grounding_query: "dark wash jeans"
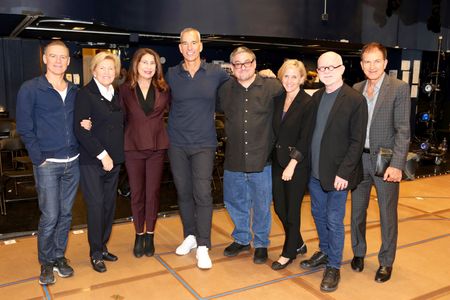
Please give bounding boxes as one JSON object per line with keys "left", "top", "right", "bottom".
{"left": 308, "top": 176, "right": 348, "bottom": 269}
{"left": 33, "top": 159, "right": 80, "bottom": 265}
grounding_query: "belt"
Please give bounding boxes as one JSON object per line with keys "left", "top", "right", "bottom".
{"left": 362, "top": 148, "right": 370, "bottom": 154}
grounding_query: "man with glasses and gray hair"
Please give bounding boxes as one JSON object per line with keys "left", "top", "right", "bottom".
{"left": 218, "top": 47, "right": 283, "bottom": 264}
{"left": 299, "top": 51, "right": 367, "bottom": 292}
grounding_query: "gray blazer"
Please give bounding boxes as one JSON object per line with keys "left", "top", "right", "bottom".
{"left": 353, "top": 74, "right": 411, "bottom": 170}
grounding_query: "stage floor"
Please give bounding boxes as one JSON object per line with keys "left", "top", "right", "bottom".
{"left": 0, "top": 175, "right": 449, "bottom": 299}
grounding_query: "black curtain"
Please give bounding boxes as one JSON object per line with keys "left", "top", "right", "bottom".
{"left": 0, "top": 38, "right": 41, "bottom": 118}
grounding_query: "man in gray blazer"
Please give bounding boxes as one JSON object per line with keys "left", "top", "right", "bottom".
{"left": 350, "top": 42, "right": 410, "bottom": 283}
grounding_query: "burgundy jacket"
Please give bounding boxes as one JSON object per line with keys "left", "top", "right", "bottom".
{"left": 119, "top": 82, "right": 170, "bottom": 152}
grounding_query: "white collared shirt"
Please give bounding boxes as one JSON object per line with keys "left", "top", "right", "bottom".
{"left": 93, "top": 78, "right": 114, "bottom": 101}
{"left": 92, "top": 78, "right": 114, "bottom": 160}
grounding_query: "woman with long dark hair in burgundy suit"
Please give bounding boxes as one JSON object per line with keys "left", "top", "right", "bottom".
{"left": 119, "top": 48, "right": 170, "bottom": 257}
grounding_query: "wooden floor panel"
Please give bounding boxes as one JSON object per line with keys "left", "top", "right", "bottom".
{"left": 0, "top": 174, "right": 449, "bottom": 299}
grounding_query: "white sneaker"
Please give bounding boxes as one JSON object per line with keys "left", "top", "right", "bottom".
{"left": 196, "top": 246, "right": 212, "bottom": 269}
{"left": 175, "top": 235, "right": 197, "bottom": 255}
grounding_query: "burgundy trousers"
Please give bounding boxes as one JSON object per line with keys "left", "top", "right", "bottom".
{"left": 125, "top": 149, "right": 166, "bottom": 233}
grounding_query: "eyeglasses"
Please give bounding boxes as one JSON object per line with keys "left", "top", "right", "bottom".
{"left": 316, "top": 64, "right": 342, "bottom": 72}
{"left": 232, "top": 59, "right": 255, "bottom": 69}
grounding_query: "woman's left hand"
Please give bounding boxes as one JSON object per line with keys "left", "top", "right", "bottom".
{"left": 281, "top": 159, "right": 298, "bottom": 181}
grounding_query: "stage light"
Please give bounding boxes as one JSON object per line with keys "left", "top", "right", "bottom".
{"left": 420, "top": 142, "right": 430, "bottom": 151}
{"left": 419, "top": 112, "right": 430, "bottom": 122}
{"left": 423, "top": 82, "right": 434, "bottom": 94}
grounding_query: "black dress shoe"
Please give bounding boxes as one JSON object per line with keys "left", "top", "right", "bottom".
{"left": 296, "top": 243, "right": 307, "bottom": 256}
{"left": 102, "top": 252, "right": 118, "bottom": 262}
{"left": 144, "top": 233, "right": 155, "bottom": 257}
{"left": 320, "top": 267, "right": 340, "bottom": 292}
{"left": 375, "top": 266, "right": 392, "bottom": 283}
{"left": 300, "top": 251, "right": 328, "bottom": 269}
{"left": 271, "top": 258, "right": 293, "bottom": 270}
{"left": 134, "top": 234, "right": 145, "bottom": 258}
{"left": 91, "top": 259, "right": 106, "bottom": 273}
{"left": 223, "top": 242, "right": 250, "bottom": 257}
{"left": 351, "top": 256, "right": 364, "bottom": 272}
{"left": 253, "top": 248, "right": 268, "bottom": 264}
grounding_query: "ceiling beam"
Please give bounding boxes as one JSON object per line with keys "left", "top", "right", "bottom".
{"left": 10, "top": 15, "right": 41, "bottom": 37}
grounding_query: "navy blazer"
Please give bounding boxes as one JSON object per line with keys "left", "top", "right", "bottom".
{"left": 74, "top": 80, "right": 124, "bottom": 166}
{"left": 311, "top": 83, "right": 368, "bottom": 191}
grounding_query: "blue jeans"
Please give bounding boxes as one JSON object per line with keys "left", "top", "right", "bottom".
{"left": 223, "top": 165, "right": 272, "bottom": 248}
{"left": 309, "top": 176, "right": 347, "bottom": 269}
{"left": 33, "top": 159, "right": 80, "bottom": 265}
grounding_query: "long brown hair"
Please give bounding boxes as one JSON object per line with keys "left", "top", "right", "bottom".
{"left": 127, "top": 48, "right": 169, "bottom": 92}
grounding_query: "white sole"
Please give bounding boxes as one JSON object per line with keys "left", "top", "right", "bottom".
{"left": 53, "top": 267, "right": 73, "bottom": 278}
{"left": 175, "top": 245, "right": 197, "bottom": 256}
{"left": 39, "top": 278, "right": 56, "bottom": 285}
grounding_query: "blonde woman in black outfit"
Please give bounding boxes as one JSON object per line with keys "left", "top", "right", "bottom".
{"left": 74, "top": 52, "right": 124, "bottom": 273}
{"left": 271, "top": 59, "right": 313, "bottom": 270}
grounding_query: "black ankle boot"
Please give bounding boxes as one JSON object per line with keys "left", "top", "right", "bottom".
{"left": 133, "top": 234, "right": 145, "bottom": 258}
{"left": 144, "top": 233, "right": 155, "bottom": 257}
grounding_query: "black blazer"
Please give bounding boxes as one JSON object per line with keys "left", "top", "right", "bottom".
{"left": 273, "top": 89, "right": 313, "bottom": 169}
{"left": 311, "top": 83, "right": 368, "bottom": 191}
{"left": 74, "top": 80, "right": 125, "bottom": 166}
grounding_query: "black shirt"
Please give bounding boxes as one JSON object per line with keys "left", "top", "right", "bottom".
{"left": 136, "top": 84, "right": 155, "bottom": 115}
{"left": 218, "top": 75, "right": 283, "bottom": 172}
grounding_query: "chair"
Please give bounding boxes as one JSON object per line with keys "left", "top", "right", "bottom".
{"left": 0, "top": 119, "right": 15, "bottom": 139}
{"left": 0, "top": 137, "right": 36, "bottom": 215}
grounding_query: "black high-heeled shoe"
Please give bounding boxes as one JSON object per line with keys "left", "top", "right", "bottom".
{"left": 296, "top": 243, "right": 307, "bottom": 255}
{"left": 271, "top": 258, "right": 293, "bottom": 270}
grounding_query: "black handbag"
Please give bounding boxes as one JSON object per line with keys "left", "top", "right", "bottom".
{"left": 375, "top": 147, "right": 393, "bottom": 177}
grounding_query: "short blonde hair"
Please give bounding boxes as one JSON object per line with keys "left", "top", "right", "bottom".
{"left": 277, "top": 59, "right": 307, "bottom": 85}
{"left": 90, "top": 51, "right": 121, "bottom": 78}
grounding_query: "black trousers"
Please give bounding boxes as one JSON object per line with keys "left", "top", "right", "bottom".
{"left": 272, "top": 160, "right": 308, "bottom": 259}
{"left": 80, "top": 164, "right": 121, "bottom": 260}
{"left": 168, "top": 146, "right": 215, "bottom": 248}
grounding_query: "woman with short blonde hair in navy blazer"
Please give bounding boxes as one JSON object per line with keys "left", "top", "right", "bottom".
{"left": 74, "top": 51, "right": 124, "bottom": 273}
{"left": 118, "top": 48, "right": 170, "bottom": 258}
{"left": 271, "top": 59, "right": 314, "bottom": 270}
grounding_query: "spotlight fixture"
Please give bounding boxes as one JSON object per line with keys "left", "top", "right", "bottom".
{"left": 420, "top": 142, "right": 430, "bottom": 151}
{"left": 419, "top": 112, "right": 430, "bottom": 122}
{"left": 422, "top": 82, "right": 436, "bottom": 95}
